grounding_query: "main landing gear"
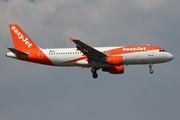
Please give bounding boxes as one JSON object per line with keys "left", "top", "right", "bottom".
{"left": 91, "top": 67, "right": 99, "bottom": 79}
{"left": 149, "top": 64, "right": 154, "bottom": 74}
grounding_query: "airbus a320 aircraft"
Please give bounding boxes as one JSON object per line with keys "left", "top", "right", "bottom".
{"left": 6, "top": 24, "right": 173, "bottom": 79}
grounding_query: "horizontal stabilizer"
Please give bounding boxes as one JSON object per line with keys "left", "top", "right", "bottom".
{"left": 8, "top": 48, "right": 29, "bottom": 57}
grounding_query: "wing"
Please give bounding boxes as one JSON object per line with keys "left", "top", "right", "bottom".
{"left": 69, "top": 37, "right": 107, "bottom": 62}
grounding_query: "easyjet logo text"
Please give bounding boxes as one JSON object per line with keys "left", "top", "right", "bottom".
{"left": 11, "top": 26, "right": 32, "bottom": 48}
{"left": 122, "top": 47, "right": 146, "bottom": 51}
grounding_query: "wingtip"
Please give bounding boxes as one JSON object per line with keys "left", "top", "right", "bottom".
{"left": 69, "top": 37, "right": 74, "bottom": 42}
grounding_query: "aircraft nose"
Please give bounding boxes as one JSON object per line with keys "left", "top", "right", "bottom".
{"left": 167, "top": 53, "right": 174, "bottom": 61}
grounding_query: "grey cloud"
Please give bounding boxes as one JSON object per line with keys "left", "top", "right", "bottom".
{"left": 0, "top": 0, "right": 179, "bottom": 120}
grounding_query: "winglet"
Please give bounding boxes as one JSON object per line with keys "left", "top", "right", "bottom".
{"left": 69, "top": 37, "right": 74, "bottom": 42}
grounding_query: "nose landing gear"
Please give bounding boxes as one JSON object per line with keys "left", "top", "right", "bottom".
{"left": 149, "top": 64, "right": 154, "bottom": 74}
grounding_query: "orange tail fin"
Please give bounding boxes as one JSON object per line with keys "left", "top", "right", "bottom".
{"left": 9, "top": 24, "right": 38, "bottom": 50}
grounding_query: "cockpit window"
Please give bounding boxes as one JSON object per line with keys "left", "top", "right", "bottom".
{"left": 159, "top": 49, "right": 166, "bottom": 52}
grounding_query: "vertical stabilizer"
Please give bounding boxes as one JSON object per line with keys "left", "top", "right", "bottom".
{"left": 9, "top": 24, "right": 38, "bottom": 50}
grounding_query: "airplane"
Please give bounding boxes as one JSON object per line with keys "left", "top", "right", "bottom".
{"left": 6, "top": 24, "right": 173, "bottom": 79}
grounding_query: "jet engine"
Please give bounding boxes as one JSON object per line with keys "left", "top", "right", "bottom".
{"left": 102, "top": 66, "right": 124, "bottom": 74}
{"left": 106, "top": 56, "right": 123, "bottom": 66}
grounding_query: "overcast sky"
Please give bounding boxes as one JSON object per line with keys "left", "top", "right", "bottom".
{"left": 0, "top": 0, "right": 180, "bottom": 120}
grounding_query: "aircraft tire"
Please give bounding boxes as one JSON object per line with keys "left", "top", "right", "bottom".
{"left": 91, "top": 67, "right": 97, "bottom": 73}
{"left": 150, "top": 69, "right": 154, "bottom": 74}
{"left": 92, "top": 73, "right": 98, "bottom": 79}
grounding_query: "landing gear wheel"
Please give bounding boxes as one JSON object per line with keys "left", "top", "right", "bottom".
{"left": 91, "top": 67, "right": 97, "bottom": 73}
{"left": 149, "top": 64, "right": 154, "bottom": 74}
{"left": 150, "top": 69, "right": 154, "bottom": 74}
{"left": 91, "top": 67, "right": 99, "bottom": 79}
{"left": 92, "top": 73, "right": 98, "bottom": 79}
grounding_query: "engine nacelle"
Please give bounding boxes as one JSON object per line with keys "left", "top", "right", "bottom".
{"left": 107, "top": 56, "right": 123, "bottom": 66}
{"left": 102, "top": 66, "right": 124, "bottom": 74}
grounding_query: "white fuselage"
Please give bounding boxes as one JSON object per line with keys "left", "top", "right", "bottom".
{"left": 39, "top": 46, "right": 173, "bottom": 67}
